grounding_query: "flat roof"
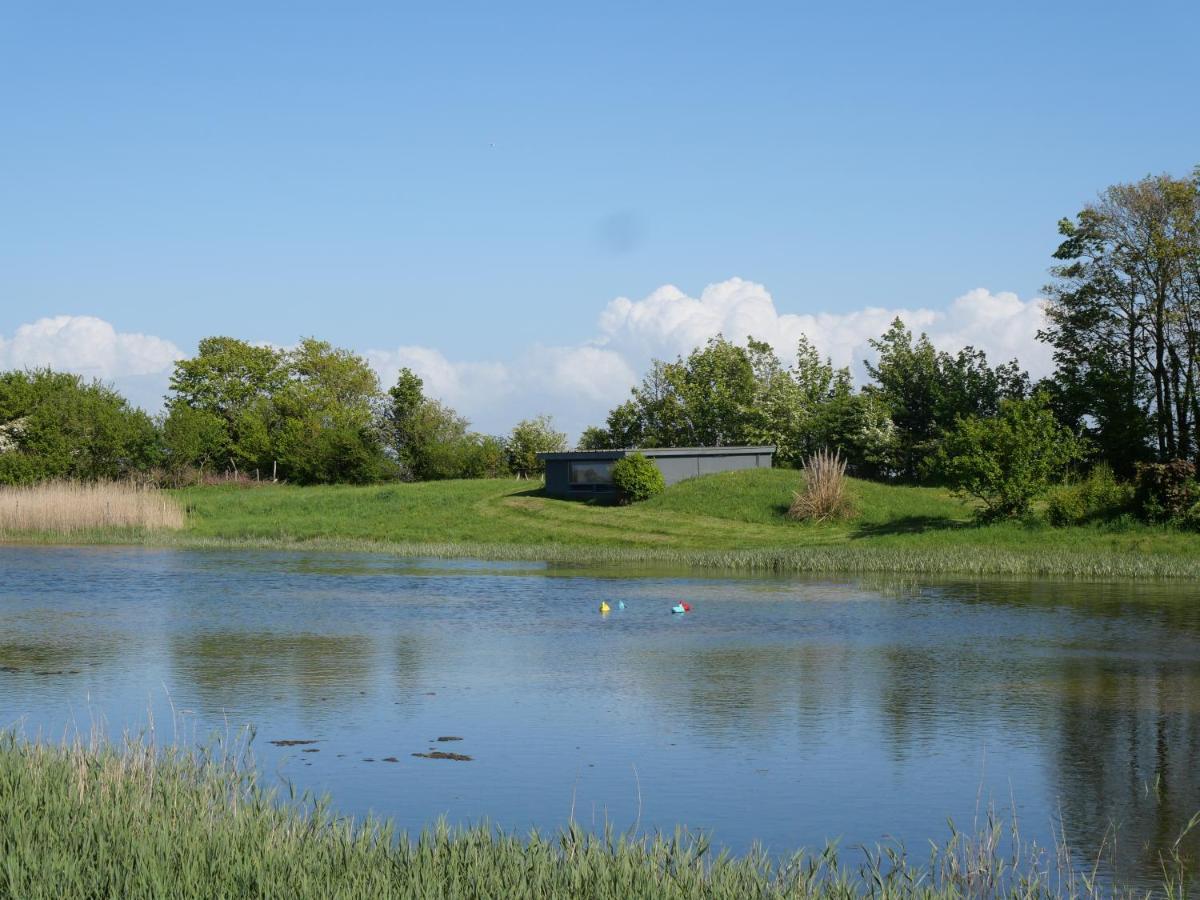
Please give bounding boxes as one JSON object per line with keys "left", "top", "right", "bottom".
{"left": 537, "top": 445, "right": 775, "bottom": 461}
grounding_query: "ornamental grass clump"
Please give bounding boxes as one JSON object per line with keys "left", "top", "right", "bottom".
{"left": 789, "top": 449, "right": 854, "bottom": 522}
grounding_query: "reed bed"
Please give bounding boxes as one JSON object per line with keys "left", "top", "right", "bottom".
{"left": 0, "top": 731, "right": 1191, "bottom": 899}
{"left": 0, "top": 481, "right": 185, "bottom": 535}
{"left": 121, "top": 535, "right": 1200, "bottom": 580}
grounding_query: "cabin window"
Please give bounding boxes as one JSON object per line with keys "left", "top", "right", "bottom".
{"left": 569, "top": 461, "right": 614, "bottom": 485}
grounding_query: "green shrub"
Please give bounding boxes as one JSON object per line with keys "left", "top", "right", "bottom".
{"left": 612, "top": 453, "right": 665, "bottom": 503}
{"left": 1044, "top": 485, "right": 1085, "bottom": 527}
{"left": 1044, "top": 463, "right": 1132, "bottom": 526}
{"left": 934, "top": 393, "right": 1086, "bottom": 520}
{"left": 1134, "top": 459, "right": 1196, "bottom": 523}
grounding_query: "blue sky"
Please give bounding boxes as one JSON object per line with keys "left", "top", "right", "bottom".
{"left": 2, "top": 1, "right": 1198, "bottom": 435}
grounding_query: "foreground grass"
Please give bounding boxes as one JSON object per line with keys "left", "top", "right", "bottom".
{"left": 0, "top": 733, "right": 1188, "bottom": 899}
{"left": 4, "top": 470, "right": 1200, "bottom": 577}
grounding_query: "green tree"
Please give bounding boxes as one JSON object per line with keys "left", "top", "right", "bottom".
{"left": 866, "top": 318, "right": 1027, "bottom": 481}
{"left": 385, "top": 368, "right": 426, "bottom": 474}
{"left": 1041, "top": 170, "right": 1200, "bottom": 472}
{"left": 270, "top": 339, "right": 391, "bottom": 484}
{"left": 166, "top": 337, "right": 285, "bottom": 472}
{"left": 0, "top": 369, "right": 160, "bottom": 484}
{"left": 507, "top": 415, "right": 566, "bottom": 478}
{"left": 576, "top": 426, "right": 611, "bottom": 451}
{"left": 935, "top": 393, "right": 1086, "bottom": 519}
{"left": 161, "top": 404, "right": 229, "bottom": 475}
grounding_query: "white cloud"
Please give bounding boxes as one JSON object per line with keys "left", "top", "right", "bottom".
{"left": 371, "top": 278, "right": 1052, "bottom": 438}
{"left": 2, "top": 282, "right": 1052, "bottom": 439}
{"left": 0, "top": 315, "right": 182, "bottom": 379}
{"left": 595, "top": 277, "right": 1045, "bottom": 377}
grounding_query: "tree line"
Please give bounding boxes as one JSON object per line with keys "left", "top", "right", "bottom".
{"left": 1, "top": 168, "right": 1198, "bottom": 517}
{"left": 0, "top": 338, "right": 568, "bottom": 486}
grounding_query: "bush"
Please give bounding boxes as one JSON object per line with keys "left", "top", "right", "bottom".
{"left": 1044, "top": 463, "right": 1132, "bottom": 526}
{"left": 1044, "top": 485, "right": 1084, "bottom": 527}
{"left": 1134, "top": 459, "right": 1196, "bottom": 523}
{"left": 934, "top": 394, "right": 1086, "bottom": 520}
{"left": 789, "top": 448, "right": 854, "bottom": 522}
{"left": 611, "top": 453, "right": 665, "bottom": 503}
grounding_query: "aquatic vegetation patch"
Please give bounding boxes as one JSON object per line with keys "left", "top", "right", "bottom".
{"left": 0, "top": 731, "right": 1194, "bottom": 898}
{"left": 0, "top": 480, "right": 184, "bottom": 535}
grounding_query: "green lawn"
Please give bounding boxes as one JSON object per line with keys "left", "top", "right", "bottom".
{"left": 165, "top": 469, "right": 1200, "bottom": 578}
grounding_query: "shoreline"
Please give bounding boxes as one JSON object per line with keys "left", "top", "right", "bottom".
{"left": 4, "top": 530, "right": 1200, "bottom": 580}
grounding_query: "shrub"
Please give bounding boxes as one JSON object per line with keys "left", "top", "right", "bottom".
{"left": 934, "top": 394, "right": 1086, "bottom": 520}
{"left": 1134, "top": 459, "right": 1196, "bottom": 523}
{"left": 1044, "top": 463, "right": 1132, "bottom": 526}
{"left": 1044, "top": 485, "right": 1085, "bottom": 527}
{"left": 789, "top": 449, "right": 854, "bottom": 522}
{"left": 611, "top": 453, "right": 665, "bottom": 503}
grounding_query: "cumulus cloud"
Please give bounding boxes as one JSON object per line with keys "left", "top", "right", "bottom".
{"left": 596, "top": 277, "right": 1046, "bottom": 377}
{"left": 371, "top": 278, "right": 1052, "bottom": 438}
{"left": 366, "top": 343, "right": 637, "bottom": 438}
{"left": 0, "top": 315, "right": 182, "bottom": 379}
{"left": 3, "top": 281, "right": 1052, "bottom": 438}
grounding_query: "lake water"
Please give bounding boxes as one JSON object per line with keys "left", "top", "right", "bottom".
{"left": 1, "top": 546, "right": 1198, "bottom": 889}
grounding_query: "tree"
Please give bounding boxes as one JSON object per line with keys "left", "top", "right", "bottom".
{"left": 865, "top": 318, "right": 1028, "bottom": 481}
{"left": 507, "top": 415, "right": 566, "bottom": 478}
{"left": 270, "top": 339, "right": 391, "bottom": 484}
{"left": 576, "top": 426, "right": 611, "bottom": 451}
{"left": 935, "top": 394, "right": 1086, "bottom": 519}
{"left": 166, "top": 336, "right": 391, "bottom": 483}
{"left": 0, "top": 369, "right": 160, "bottom": 484}
{"left": 165, "top": 337, "right": 285, "bottom": 473}
{"left": 588, "top": 336, "right": 761, "bottom": 450}
{"left": 161, "top": 404, "right": 228, "bottom": 475}
{"left": 865, "top": 319, "right": 944, "bottom": 480}
{"left": 1041, "top": 170, "right": 1200, "bottom": 470}
{"left": 385, "top": 368, "right": 426, "bottom": 474}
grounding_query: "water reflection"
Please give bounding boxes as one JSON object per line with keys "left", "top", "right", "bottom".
{"left": 170, "top": 632, "right": 376, "bottom": 711}
{"left": 0, "top": 547, "right": 1197, "bottom": 891}
{"left": 1049, "top": 657, "right": 1200, "bottom": 881}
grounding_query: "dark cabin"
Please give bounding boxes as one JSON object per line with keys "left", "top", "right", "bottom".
{"left": 537, "top": 446, "right": 775, "bottom": 499}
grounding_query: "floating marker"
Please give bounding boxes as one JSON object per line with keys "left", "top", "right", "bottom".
{"left": 599, "top": 601, "right": 611, "bottom": 613}
{"left": 617, "top": 601, "right": 625, "bottom": 610}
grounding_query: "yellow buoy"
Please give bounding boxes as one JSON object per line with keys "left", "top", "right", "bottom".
{"left": 599, "top": 601, "right": 611, "bottom": 613}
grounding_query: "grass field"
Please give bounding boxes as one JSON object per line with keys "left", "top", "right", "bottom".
{"left": 0, "top": 732, "right": 1186, "bottom": 899}
{"left": 165, "top": 469, "right": 1200, "bottom": 577}
{"left": 3, "top": 469, "right": 1199, "bottom": 577}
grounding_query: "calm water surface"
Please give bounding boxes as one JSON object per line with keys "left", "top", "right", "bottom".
{"left": 1, "top": 546, "right": 1198, "bottom": 888}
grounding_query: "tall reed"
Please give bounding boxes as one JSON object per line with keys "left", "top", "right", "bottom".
{"left": 789, "top": 449, "right": 854, "bottom": 522}
{"left": 0, "top": 730, "right": 1191, "bottom": 899}
{"left": 0, "top": 481, "right": 185, "bottom": 535}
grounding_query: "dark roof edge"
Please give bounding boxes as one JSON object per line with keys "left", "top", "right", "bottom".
{"left": 537, "top": 445, "right": 776, "bottom": 461}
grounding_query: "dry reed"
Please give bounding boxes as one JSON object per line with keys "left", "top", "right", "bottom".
{"left": 789, "top": 448, "right": 854, "bottom": 522}
{"left": 0, "top": 481, "right": 185, "bottom": 535}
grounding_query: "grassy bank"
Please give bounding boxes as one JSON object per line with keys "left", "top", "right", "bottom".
{"left": 3, "top": 470, "right": 1200, "bottom": 577}
{"left": 0, "top": 733, "right": 1187, "bottom": 899}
